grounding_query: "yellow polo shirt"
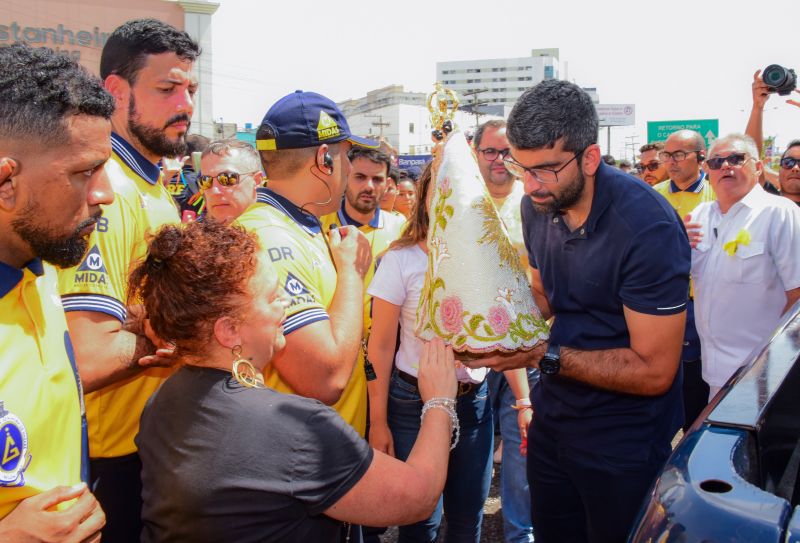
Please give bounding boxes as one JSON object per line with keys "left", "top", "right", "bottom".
{"left": 0, "top": 260, "right": 83, "bottom": 518}
{"left": 321, "top": 206, "right": 406, "bottom": 345}
{"left": 237, "top": 189, "right": 368, "bottom": 436}
{"left": 652, "top": 174, "right": 716, "bottom": 221}
{"left": 59, "top": 133, "right": 179, "bottom": 459}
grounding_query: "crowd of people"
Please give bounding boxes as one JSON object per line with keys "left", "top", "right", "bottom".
{"left": 1, "top": 15, "right": 799, "bottom": 543}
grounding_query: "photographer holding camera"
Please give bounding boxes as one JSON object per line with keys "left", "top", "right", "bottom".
{"left": 745, "top": 66, "right": 800, "bottom": 198}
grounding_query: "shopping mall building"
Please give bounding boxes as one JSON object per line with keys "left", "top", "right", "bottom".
{"left": 1, "top": 0, "right": 218, "bottom": 137}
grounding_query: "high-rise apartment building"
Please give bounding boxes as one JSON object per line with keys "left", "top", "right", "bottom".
{"left": 437, "top": 48, "right": 561, "bottom": 108}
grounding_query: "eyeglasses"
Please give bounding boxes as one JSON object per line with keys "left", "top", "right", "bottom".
{"left": 477, "top": 147, "right": 510, "bottom": 162}
{"left": 705, "top": 153, "right": 750, "bottom": 170}
{"left": 658, "top": 150, "right": 702, "bottom": 163}
{"left": 502, "top": 149, "right": 586, "bottom": 184}
{"left": 640, "top": 161, "right": 661, "bottom": 172}
{"left": 780, "top": 157, "right": 800, "bottom": 170}
{"left": 198, "top": 171, "right": 258, "bottom": 190}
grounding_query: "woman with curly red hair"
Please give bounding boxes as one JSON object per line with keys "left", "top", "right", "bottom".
{"left": 131, "top": 220, "right": 459, "bottom": 542}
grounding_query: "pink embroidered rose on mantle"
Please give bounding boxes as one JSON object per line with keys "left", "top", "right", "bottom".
{"left": 440, "top": 296, "right": 464, "bottom": 334}
{"left": 487, "top": 305, "right": 511, "bottom": 335}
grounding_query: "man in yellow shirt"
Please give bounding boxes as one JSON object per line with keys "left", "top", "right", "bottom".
{"left": 237, "top": 91, "right": 374, "bottom": 436}
{"left": 652, "top": 129, "right": 715, "bottom": 430}
{"left": 58, "top": 19, "right": 200, "bottom": 542}
{"left": 0, "top": 43, "right": 111, "bottom": 541}
{"left": 638, "top": 142, "right": 669, "bottom": 187}
{"left": 321, "top": 147, "right": 406, "bottom": 390}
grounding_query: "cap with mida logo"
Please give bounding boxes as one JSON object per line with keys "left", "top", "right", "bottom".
{"left": 256, "top": 90, "right": 379, "bottom": 151}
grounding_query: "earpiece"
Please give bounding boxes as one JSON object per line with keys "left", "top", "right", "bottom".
{"left": 323, "top": 152, "right": 333, "bottom": 172}
{"left": 697, "top": 151, "right": 705, "bottom": 162}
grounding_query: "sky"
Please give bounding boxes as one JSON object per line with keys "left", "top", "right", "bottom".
{"left": 209, "top": 0, "right": 799, "bottom": 160}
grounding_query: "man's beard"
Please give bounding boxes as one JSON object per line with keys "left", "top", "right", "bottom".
{"left": 346, "top": 188, "right": 378, "bottom": 215}
{"left": 529, "top": 169, "right": 586, "bottom": 214}
{"left": 11, "top": 198, "right": 101, "bottom": 268}
{"left": 128, "top": 93, "right": 190, "bottom": 158}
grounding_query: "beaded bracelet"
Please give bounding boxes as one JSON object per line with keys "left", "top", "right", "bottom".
{"left": 421, "top": 397, "right": 459, "bottom": 450}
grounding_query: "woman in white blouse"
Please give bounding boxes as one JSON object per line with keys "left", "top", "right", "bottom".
{"left": 367, "top": 163, "right": 493, "bottom": 542}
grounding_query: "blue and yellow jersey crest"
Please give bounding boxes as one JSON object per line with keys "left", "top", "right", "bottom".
{"left": 0, "top": 262, "right": 83, "bottom": 518}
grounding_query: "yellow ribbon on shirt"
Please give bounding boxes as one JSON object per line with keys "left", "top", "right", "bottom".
{"left": 723, "top": 229, "right": 751, "bottom": 256}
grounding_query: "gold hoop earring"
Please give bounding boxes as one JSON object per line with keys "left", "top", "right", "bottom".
{"left": 231, "top": 345, "right": 264, "bottom": 389}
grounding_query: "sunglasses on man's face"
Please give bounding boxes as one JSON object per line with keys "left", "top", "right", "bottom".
{"left": 640, "top": 161, "right": 661, "bottom": 172}
{"left": 780, "top": 157, "right": 800, "bottom": 170}
{"left": 705, "top": 153, "right": 749, "bottom": 170}
{"left": 198, "top": 171, "right": 258, "bottom": 190}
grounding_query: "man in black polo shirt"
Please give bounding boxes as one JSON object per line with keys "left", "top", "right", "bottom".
{"left": 471, "top": 80, "right": 690, "bottom": 543}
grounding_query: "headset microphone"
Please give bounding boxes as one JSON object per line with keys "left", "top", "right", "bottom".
{"left": 299, "top": 164, "right": 334, "bottom": 214}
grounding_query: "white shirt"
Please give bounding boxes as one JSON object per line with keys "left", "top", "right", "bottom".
{"left": 367, "top": 244, "right": 487, "bottom": 383}
{"left": 689, "top": 183, "right": 800, "bottom": 387}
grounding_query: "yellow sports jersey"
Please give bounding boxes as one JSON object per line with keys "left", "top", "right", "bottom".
{"left": 653, "top": 174, "right": 716, "bottom": 221}
{"left": 59, "top": 133, "right": 179, "bottom": 459}
{"left": 321, "top": 206, "right": 406, "bottom": 344}
{"left": 0, "top": 260, "right": 83, "bottom": 518}
{"left": 237, "top": 189, "right": 368, "bottom": 436}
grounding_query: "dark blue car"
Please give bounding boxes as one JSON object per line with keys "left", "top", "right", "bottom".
{"left": 630, "top": 306, "right": 800, "bottom": 542}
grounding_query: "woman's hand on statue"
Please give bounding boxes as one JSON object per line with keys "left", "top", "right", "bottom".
{"left": 418, "top": 338, "right": 457, "bottom": 402}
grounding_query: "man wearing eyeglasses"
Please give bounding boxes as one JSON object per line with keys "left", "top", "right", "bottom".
{"left": 777, "top": 140, "right": 800, "bottom": 207}
{"left": 686, "top": 133, "right": 800, "bottom": 401}
{"left": 199, "top": 138, "right": 263, "bottom": 225}
{"left": 474, "top": 119, "right": 537, "bottom": 543}
{"left": 654, "top": 130, "right": 714, "bottom": 216}
{"left": 637, "top": 142, "right": 668, "bottom": 186}
{"left": 651, "top": 130, "right": 715, "bottom": 432}
{"left": 468, "top": 80, "right": 690, "bottom": 543}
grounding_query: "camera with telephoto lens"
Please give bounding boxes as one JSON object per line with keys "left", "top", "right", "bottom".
{"left": 763, "top": 64, "right": 797, "bottom": 96}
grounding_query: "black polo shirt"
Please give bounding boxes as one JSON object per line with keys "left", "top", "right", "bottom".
{"left": 522, "top": 162, "right": 690, "bottom": 459}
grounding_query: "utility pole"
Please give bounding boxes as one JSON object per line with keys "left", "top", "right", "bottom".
{"left": 365, "top": 114, "right": 390, "bottom": 139}
{"left": 624, "top": 135, "right": 639, "bottom": 162}
{"left": 462, "top": 88, "right": 490, "bottom": 129}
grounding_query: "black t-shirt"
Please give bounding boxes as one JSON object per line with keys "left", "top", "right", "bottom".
{"left": 136, "top": 365, "right": 373, "bottom": 543}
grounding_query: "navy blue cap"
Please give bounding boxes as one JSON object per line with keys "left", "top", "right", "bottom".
{"left": 256, "top": 90, "right": 378, "bottom": 151}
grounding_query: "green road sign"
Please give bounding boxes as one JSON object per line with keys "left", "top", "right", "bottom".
{"left": 647, "top": 119, "right": 719, "bottom": 148}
